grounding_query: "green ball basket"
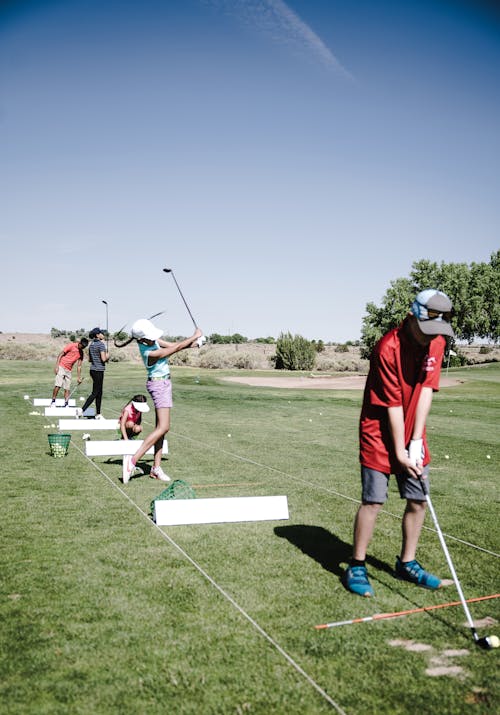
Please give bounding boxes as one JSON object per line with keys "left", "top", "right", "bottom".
{"left": 150, "top": 479, "right": 195, "bottom": 514}
{"left": 48, "top": 433, "right": 71, "bottom": 458}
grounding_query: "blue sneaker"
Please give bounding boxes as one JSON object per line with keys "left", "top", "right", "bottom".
{"left": 395, "top": 557, "right": 441, "bottom": 590}
{"left": 345, "top": 565, "right": 374, "bottom": 597}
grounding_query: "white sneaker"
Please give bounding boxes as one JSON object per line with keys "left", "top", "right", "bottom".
{"left": 76, "top": 407, "right": 83, "bottom": 418}
{"left": 150, "top": 466, "right": 171, "bottom": 482}
{"left": 122, "top": 455, "right": 135, "bottom": 484}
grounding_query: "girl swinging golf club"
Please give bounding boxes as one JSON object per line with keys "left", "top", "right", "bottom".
{"left": 121, "top": 317, "right": 203, "bottom": 484}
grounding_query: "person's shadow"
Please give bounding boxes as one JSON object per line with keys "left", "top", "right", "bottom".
{"left": 274, "top": 524, "right": 393, "bottom": 591}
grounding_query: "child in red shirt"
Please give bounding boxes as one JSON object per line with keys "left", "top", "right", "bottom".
{"left": 119, "top": 394, "right": 150, "bottom": 439}
{"left": 346, "top": 290, "right": 454, "bottom": 598}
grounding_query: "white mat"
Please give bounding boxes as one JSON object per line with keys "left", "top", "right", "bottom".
{"left": 59, "top": 419, "right": 119, "bottom": 431}
{"left": 85, "top": 439, "right": 168, "bottom": 456}
{"left": 153, "top": 495, "right": 289, "bottom": 526}
{"left": 34, "top": 398, "right": 76, "bottom": 406}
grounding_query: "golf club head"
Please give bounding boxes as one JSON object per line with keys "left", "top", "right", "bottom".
{"left": 163, "top": 268, "right": 172, "bottom": 273}
{"left": 476, "top": 635, "right": 498, "bottom": 650}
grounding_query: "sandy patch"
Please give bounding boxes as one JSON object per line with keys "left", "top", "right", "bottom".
{"left": 222, "top": 375, "right": 463, "bottom": 390}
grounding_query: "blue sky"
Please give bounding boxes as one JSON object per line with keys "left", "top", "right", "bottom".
{"left": 1, "top": 0, "right": 499, "bottom": 341}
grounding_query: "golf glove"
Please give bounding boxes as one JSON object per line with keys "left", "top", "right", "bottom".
{"left": 408, "top": 438, "right": 424, "bottom": 466}
{"left": 196, "top": 335, "right": 207, "bottom": 348}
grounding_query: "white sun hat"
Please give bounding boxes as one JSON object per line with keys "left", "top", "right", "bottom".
{"left": 131, "top": 318, "right": 164, "bottom": 341}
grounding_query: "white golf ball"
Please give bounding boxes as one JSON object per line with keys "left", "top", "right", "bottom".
{"left": 444, "top": 455, "right": 449, "bottom": 460}
{"left": 486, "top": 455, "right": 491, "bottom": 459}
{"left": 488, "top": 635, "right": 500, "bottom": 648}
{"left": 309, "top": 419, "right": 312, "bottom": 422}
{"left": 227, "top": 434, "right": 231, "bottom": 438}
{"left": 24, "top": 395, "right": 30, "bottom": 400}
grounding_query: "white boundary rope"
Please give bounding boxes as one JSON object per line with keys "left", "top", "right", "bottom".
{"left": 71, "top": 441, "right": 348, "bottom": 715}
{"left": 170, "top": 430, "right": 500, "bottom": 559}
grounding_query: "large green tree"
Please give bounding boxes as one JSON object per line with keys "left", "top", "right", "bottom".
{"left": 361, "top": 251, "right": 500, "bottom": 357}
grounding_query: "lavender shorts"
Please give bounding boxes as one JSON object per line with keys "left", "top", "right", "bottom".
{"left": 147, "top": 378, "right": 173, "bottom": 409}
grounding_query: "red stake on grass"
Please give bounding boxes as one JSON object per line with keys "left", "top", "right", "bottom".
{"left": 315, "top": 593, "right": 500, "bottom": 630}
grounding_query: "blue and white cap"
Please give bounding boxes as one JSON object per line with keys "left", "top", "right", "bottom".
{"left": 411, "top": 289, "right": 454, "bottom": 337}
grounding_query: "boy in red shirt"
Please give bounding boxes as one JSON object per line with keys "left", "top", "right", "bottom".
{"left": 51, "top": 338, "right": 88, "bottom": 406}
{"left": 346, "top": 290, "right": 454, "bottom": 597}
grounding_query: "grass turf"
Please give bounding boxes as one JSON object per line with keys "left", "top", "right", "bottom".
{"left": 1, "top": 360, "right": 499, "bottom": 714}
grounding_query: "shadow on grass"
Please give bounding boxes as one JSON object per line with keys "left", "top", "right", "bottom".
{"left": 274, "top": 524, "right": 393, "bottom": 591}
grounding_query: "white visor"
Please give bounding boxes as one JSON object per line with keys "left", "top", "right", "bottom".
{"left": 132, "top": 401, "right": 150, "bottom": 413}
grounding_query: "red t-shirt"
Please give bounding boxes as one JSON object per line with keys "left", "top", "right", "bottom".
{"left": 59, "top": 342, "right": 83, "bottom": 371}
{"left": 359, "top": 321, "right": 445, "bottom": 473}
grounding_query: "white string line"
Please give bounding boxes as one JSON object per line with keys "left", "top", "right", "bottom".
{"left": 70, "top": 441, "right": 347, "bottom": 715}
{"left": 105, "top": 405, "right": 499, "bottom": 557}
{"left": 169, "top": 430, "right": 500, "bottom": 559}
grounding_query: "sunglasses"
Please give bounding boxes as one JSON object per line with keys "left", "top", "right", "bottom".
{"left": 422, "top": 307, "right": 453, "bottom": 322}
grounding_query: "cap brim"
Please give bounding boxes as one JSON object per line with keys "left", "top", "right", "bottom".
{"left": 416, "top": 319, "right": 454, "bottom": 338}
{"left": 132, "top": 401, "right": 150, "bottom": 413}
{"left": 145, "top": 327, "right": 164, "bottom": 340}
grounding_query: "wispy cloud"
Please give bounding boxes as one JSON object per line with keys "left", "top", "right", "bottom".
{"left": 206, "top": 0, "right": 353, "bottom": 78}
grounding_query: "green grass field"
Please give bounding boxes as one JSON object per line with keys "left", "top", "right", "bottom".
{"left": 1, "top": 360, "right": 499, "bottom": 714}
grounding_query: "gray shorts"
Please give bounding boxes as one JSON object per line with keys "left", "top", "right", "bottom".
{"left": 360, "top": 465, "right": 430, "bottom": 503}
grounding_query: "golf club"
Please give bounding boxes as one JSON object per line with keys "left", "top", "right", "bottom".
{"left": 114, "top": 310, "right": 166, "bottom": 348}
{"left": 419, "top": 477, "right": 498, "bottom": 650}
{"left": 102, "top": 300, "right": 109, "bottom": 351}
{"left": 69, "top": 376, "right": 85, "bottom": 398}
{"left": 163, "top": 268, "right": 198, "bottom": 329}
{"left": 163, "top": 268, "right": 206, "bottom": 347}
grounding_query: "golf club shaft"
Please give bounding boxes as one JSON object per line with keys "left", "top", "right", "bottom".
{"left": 164, "top": 269, "right": 198, "bottom": 328}
{"left": 113, "top": 310, "right": 165, "bottom": 348}
{"left": 102, "top": 300, "right": 109, "bottom": 351}
{"left": 69, "top": 377, "right": 85, "bottom": 398}
{"left": 421, "top": 480, "right": 478, "bottom": 638}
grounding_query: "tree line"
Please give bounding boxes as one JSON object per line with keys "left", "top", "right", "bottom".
{"left": 360, "top": 250, "right": 499, "bottom": 358}
{"left": 49, "top": 252, "right": 498, "bottom": 370}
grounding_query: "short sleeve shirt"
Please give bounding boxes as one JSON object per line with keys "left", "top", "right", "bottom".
{"left": 359, "top": 321, "right": 445, "bottom": 473}
{"left": 137, "top": 341, "right": 170, "bottom": 379}
{"left": 59, "top": 343, "right": 82, "bottom": 371}
{"left": 89, "top": 339, "right": 106, "bottom": 371}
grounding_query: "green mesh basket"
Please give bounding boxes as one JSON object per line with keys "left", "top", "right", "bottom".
{"left": 48, "top": 433, "right": 71, "bottom": 457}
{"left": 150, "top": 479, "right": 195, "bottom": 514}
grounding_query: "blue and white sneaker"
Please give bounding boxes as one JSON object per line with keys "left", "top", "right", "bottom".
{"left": 345, "top": 565, "right": 374, "bottom": 597}
{"left": 395, "top": 557, "right": 441, "bottom": 590}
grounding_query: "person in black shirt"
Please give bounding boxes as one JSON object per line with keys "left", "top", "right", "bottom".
{"left": 81, "top": 328, "right": 109, "bottom": 418}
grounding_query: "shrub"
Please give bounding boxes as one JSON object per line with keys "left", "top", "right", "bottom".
{"left": 169, "top": 351, "right": 190, "bottom": 366}
{"left": 335, "top": 343, "right": 349, "bottom": 353}
{"left": 274, "top": 332, "right": 316, "bottom": 371}
{"left": 199, "top": 351, "right": 233, "bottom": 369}
{"left": 234, "top": 354, "right": 255, "bottom": 370}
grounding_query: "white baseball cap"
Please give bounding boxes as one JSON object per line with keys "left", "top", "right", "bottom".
{"left": 131, "top": 319, "right": 164, "bottom": 341}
